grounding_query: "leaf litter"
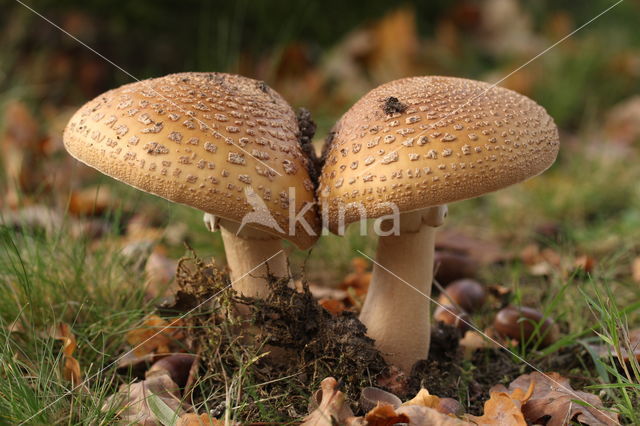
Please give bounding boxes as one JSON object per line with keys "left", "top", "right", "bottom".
{"left": 102, "top": 250, "right": 619, "bottom": 423}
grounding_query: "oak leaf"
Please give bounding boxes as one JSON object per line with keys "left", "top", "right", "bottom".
{"left": 126, "top": 315, "right": 184, "bottom": 357}
{"left": 466, "top": 381, "right": 533, "bottom": 426}
{"left": 402, "top": 388, "right": 440, "bottom": 409}
{"left": 103, "top": 373, "right": 186, "bottom": 425}
{"left": 302, "top": 377, "right": 356, "bottom": 425}
{"left": 396, "top": 405, "right": 472, "bottom": 425}
{"left": 507, "top": 372, "right": 618, "bottom": 426}
{"left": 177, "top": 413, "right": 225, "bottom": 425}
{"left": 52, "top": 323, "right": 82, "bottom": 385}
{"left": 364, "top": 403, "right": 410, "bottom": 426}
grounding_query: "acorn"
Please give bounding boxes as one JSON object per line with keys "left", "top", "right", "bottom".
{"left": 434, "top": 305, "right": 471, "bottom": 332}
{"left": 493, "top": 306, "right": 558, "bottom": 346}
{"left": 438, "top": 279, "right": 486, "bottom": 313}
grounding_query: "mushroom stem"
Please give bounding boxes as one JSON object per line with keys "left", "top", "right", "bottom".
{"left": 359, "top": 205, "right": 447, "bottom": 373}
{"left": 214, "top": 218, "right": 289, "bottom": 298}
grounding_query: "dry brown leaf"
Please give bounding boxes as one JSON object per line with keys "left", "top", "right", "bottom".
{"left": 52, "top": 323, "right": 82, "bottom": 385}
{"left": 2, "top": 100, "right": 44, "bottom": 207}
{"left": 402, "top": 388, "right": 440, "bottom": 409}
{"left": 506, "top": 372, "right": 618, "bottom": 426}
{"left": 574, "top": 255, "right": 596, "bottom": 274}
{"left": 103, "top": 373, "right": 186, "bottom": 425}
{"left": 126, "top": 315, "right": 184, "bottom": 357}
{"left": 396, "top": 405, "right": 472, "bottom": 425}
{"left": 364, "top": 403, "right": 410, "bottom": 426}
{"left": 177, "top": 413, "right": 225, "bottom": 426}
{"left": 466, "top": 382, "right": 533, "bottom": 426}
{"left": 339, "top": 257, "right": 372, "bottom": 300}
{"left": 147, "top": 353, "right": 197, "bottom": 388}
{"left": 68, "top": 186, "right": 118, "bottom": 216}
{"left": 369, "top": 7, "right": 419, "bottom": 81}
{"left": 145, "top": 251, "right": 179, "bottom": 299}
{"left": 319, "top": 298, "right": 347, "bottom": 315}
{"left": 459, "top": 330, "right": 499, "bottom": 359}
{"left": 632, "top": 257, "right": 640, "bottom": 283}
{"left": 303, "top": 377, "right": 356, "bottom": 425}
{"left": 604, "top": 96, "right": 640, "bottom": 145}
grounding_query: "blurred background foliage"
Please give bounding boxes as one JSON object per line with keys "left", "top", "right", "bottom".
{"left": 2, "top": 0, "right": 639, "bottom": 130}
{"left": 1, "top": 0, "right": 640, "bottom": 281}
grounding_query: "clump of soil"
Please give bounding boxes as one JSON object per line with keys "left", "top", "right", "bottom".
{"left": 165, "top": 252, "right": 596, "bottom": 419}
{"left": 171, "top": 253, "right": 388, "bottom": 420}
{"left": 382, "top": 96, "right": 407, "bottom": 114}
{"left": 296, "top": 107, "right": 320, "bottom": 187}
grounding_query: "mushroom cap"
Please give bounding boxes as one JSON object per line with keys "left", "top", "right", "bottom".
{"left": 64, "top": 72, "right": 319, "bottom": 249}
{"left": 318, "top": 76, "right": 559, "bottom": 230}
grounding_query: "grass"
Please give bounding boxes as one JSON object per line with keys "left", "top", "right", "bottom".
{"left": 0, "top": 141, "right": 639, "bottom": 423}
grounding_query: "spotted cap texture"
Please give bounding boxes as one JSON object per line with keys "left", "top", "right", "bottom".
{"left": 64, "top": 72, "right": 319, "bottom": 249}
{"left": 319, "top": 76, "right": 559, "bottom": 230}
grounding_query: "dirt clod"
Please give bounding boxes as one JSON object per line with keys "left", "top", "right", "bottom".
{"left": 296, "top": 107, "right": 320, "bottom": 187}
{"left": 382, "top": 96, "right": 407, "bottom": 114}
{"left": 174, "top": 253, "right": 388, "bottom": 420}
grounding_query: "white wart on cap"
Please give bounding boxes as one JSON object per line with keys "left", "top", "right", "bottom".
{"left": 318, "top": 76, "right": 559, "bottom": 229}
{"left": 64, "top": 72, "right": 319, "bottom": 248}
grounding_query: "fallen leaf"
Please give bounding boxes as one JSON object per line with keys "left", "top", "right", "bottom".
{"left": 369, "top": 7, "right": 419, "bottom": 82}
{"left": 1, "top": 100, "right": 44, "bottom": 207}
{"left": 364, "top": 403, "right": 409, "bottom": 426}
{"left": 632, "top": 257, "right": 640, "bottom": 283}
{"left": 0, "top": 205, "right": 64, "bottom": 234}
{"left": 147, "top": 353, "right": 197, "bottom": 388}
{"left": 506, "top": 372, "right": 618, "bottom": 426}
{"left": 52, "top": 323, "right": 82, "bottom": 385}
{"left": 487, "top": 284, "right": 512, "bottom": 308}
{"left": 574, "top": 255, "right": 596, "bottom": 274}
{"left": 145, "top": 250, "right": 179, "bottom": 299}
{"left": 303, "top": 377, "right": 356, "bottom": 425}
{"left": 604, "top": 95, "right": 640, "bottom": 145}
{"left": 126, "top": 315, "right": 184, "bottom": 357}
{"left": 402, "top": 388, "right": 440, "bottom": 409}
{"left": 68, "top": 186, "right": 118, "bottom": 216}
{"left": 103, "top": 372, "right": 186, "bottom": 425}
{"left": 459, "top": 330, "right": 499, "bottom": 359}
{"left": 396, "top": 404, "right": 472, "bottom": 425}
{"left": 177, "top": 413, "right": 225, "bottom": 426}
{"left": 339, "top": 257, "right": 372, "bottom": 300}
{"left": 466, "top": 381, "right": 533, "bottom": 426}
{"left": 319, "top": 298, "right": 347, "bottom": 315}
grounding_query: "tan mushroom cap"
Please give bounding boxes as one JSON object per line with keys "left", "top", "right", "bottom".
{"left": 318, "top": 76, "right": 559, "bottom": 230}
{"left": 64, "top": 72, "right": 319, "bottom": 249}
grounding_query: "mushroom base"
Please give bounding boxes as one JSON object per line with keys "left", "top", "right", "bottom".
{"left": 359, "top": 206, "right": 446, "bottom": 373}
{"left": 219, "top": 220, "right": 289, "bottom": 299}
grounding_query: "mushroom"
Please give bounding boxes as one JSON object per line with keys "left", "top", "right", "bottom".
{"left": 318, "top": 76, "right": 559, "bottom": 372}
{"left": 64, "top": 72, "right": 320, "bottom": 299}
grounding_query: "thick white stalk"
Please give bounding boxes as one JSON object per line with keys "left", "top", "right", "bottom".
{"left": 359, "top": 206, "right": 446, "bottom": 373}
{"left": 216, "top": 220, "right": 289, "bottom": 298}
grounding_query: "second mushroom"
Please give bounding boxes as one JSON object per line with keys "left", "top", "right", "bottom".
{"left": 318, "top": 76, "right": 559, "bottom": 373}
